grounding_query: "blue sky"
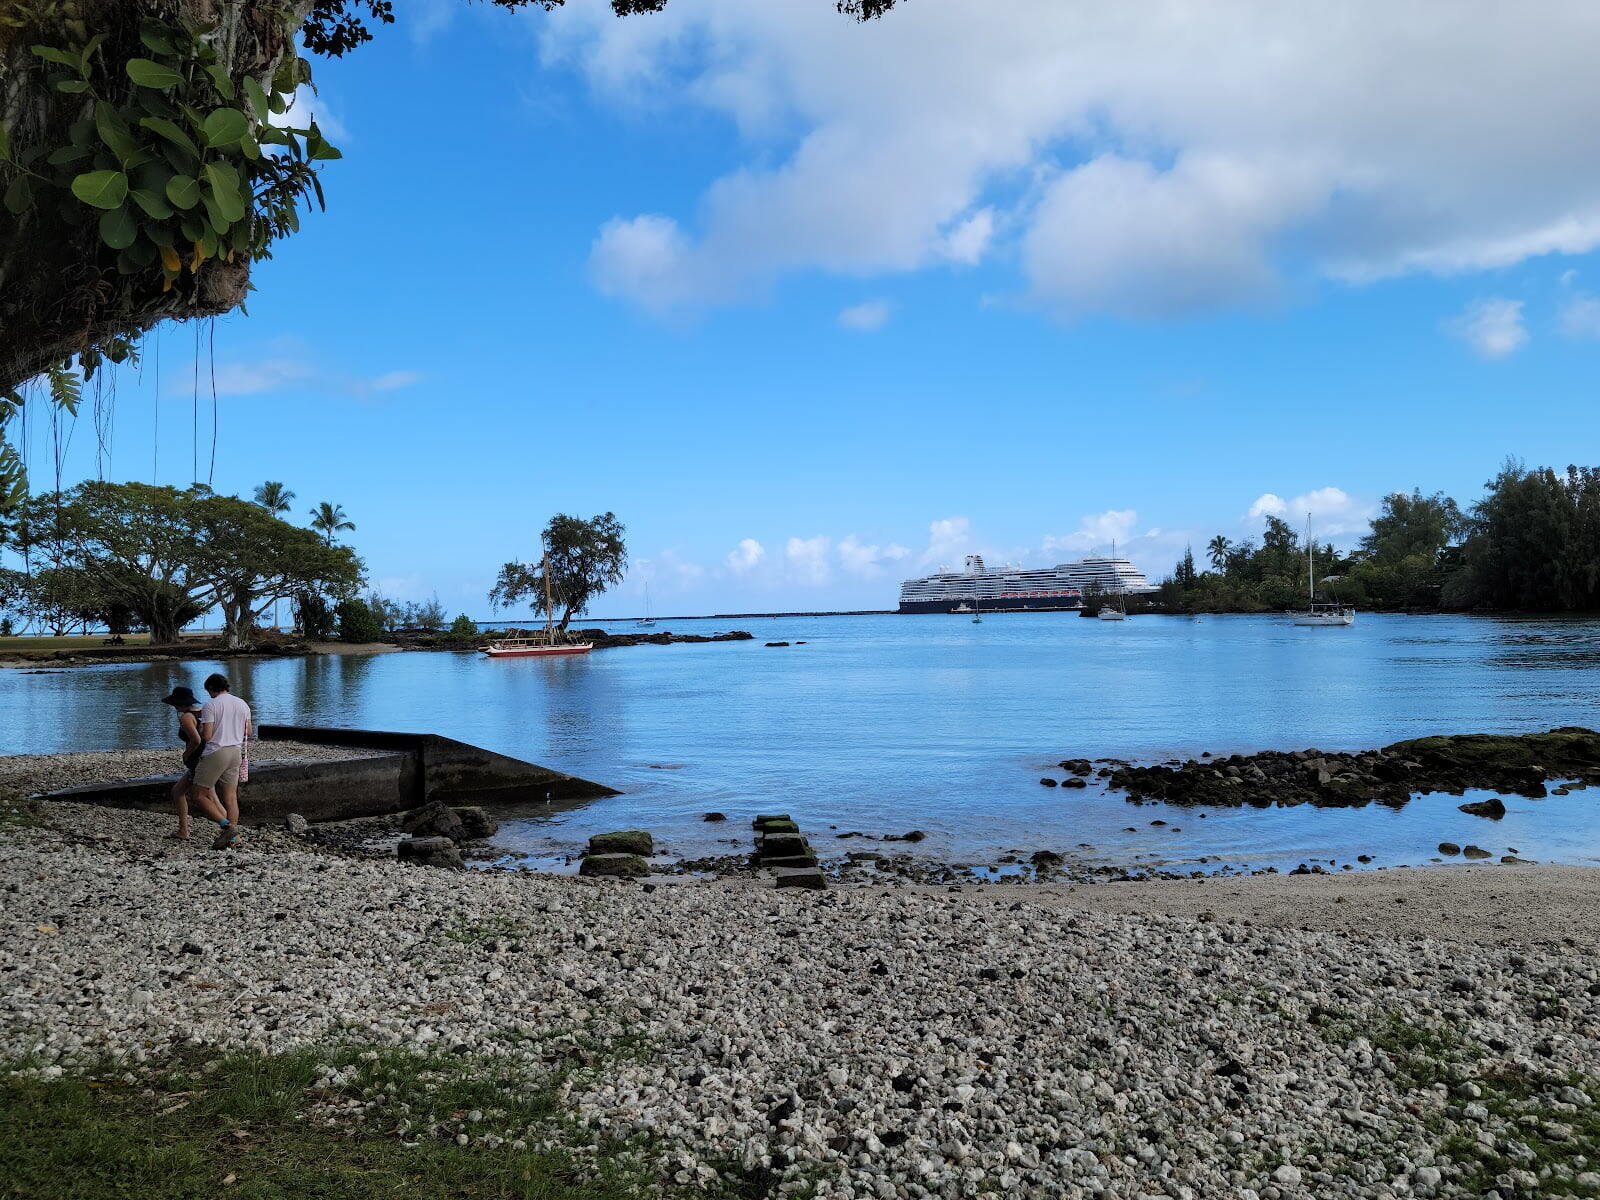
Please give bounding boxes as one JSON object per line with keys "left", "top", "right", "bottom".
{"left": 17, "top": 0, "right": 1600, "bottom": 617}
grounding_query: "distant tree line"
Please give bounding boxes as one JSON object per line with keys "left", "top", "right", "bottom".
{"left": 1159, "top": 461, "right": 1600, "bottom": 613}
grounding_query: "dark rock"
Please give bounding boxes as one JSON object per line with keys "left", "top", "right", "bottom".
{"left": 767, "top": 1096, "right": 798, "bottom": 1124}
{"left": 1062, "top": 778, "right": 1087, "bottom": 789}
{"left": 1462, "top": 845, "right": 1492, "bottom": 860}
{"left": 588, "top": 830, "right": 653, "bottom": 856}
{"left": 772, "top": 867, "right": 827, "bottom": 890}
{"left": 1458, "top": 797, "right": 1506, "bottom": 819}
{"left": 1038, "top": 777, "right": 1059, "bottom": 787}
{"left": 578, "top": 853, "right": 649, "bottom": 878}
{"left": 702, "top": 812, "right": 727, "bottom": 822}
{"left": 1059, "top": 758, "right": 1093, "bottom": 775}
{"left": 398, "top": 836, "right": 464, "bottom": 869}
{"left": 1438, "top": 842, "right": 1461, "bottom": 856}
{"left": 977, "top": 967, "right": 1001, "bottom": 981}
{"left": 891, "top": 1074, "right": 916, "bottom": 1093}
{"left": 283, "top": 813, "right": 309, "bottom": 837}
{"left": 452, "top": 806, "right": 497, "bottom": 840}
{"left": 401, "top": 800, "right": 464, "bottom": 841}
{"left": 763, "top": 853, "right": 820, "bottom": 870}
{"left": 753, "top": 813, "right": 794, "bottom": 828}
{"left": 764, "top": 641, "right": 791, "bottom": 647}
{"left": 890, "top": 830, "right": 927, "bottom": 843}
{"left": 1030, "top": 850, "right": 1064, "bottom": 867}
{"left": 757, "top": 833, "right": 809, "bottom": 858}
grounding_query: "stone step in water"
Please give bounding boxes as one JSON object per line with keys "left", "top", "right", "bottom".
{"left": 751, "top": 817, "right": 826, "bottom": 889}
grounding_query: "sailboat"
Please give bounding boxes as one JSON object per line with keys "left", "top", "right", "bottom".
{"left": 482, "top": 544, "right": 595, "bottom": 657}
{"left": 971, "top": 592, "right": 982, "bottom": 624}
{"left": 635, "top": 583, "right": 656, "bottom": 628}
{"left": 1292, "top": 515, "right": 1354, "bottom": 627}
{"left": 1097, "top": 538, "right": 1128, "bottom": 620}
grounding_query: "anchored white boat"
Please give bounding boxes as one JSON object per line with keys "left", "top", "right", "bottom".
{"left": 1293, "top": 515, "right": 1354, "bottom": 627}
{"left": 635, "top": 583, "right": 656, "bottom": 628}
{"left": 1097, "top": 539, "right": 1130, "bottom": 620}
{"left": 482, "top": 543, "right": 594, "bottom": 657}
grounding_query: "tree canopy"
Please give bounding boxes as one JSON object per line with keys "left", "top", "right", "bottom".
{"left": 10, "top": 480, "right": 362, "bottom": 644}
{"left": 489, "top": 512, "right": 626, "bottom": 629}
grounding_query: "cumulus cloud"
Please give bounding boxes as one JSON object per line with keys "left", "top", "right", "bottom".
{"left": 785, "top": 535, "right": 832, "bottom": 585}
{"left": 1444, "top": 298, "right": 1528, "bottom": 359}
{"left": 920, "top": 516, "right": 974, "bottom": 567}
{"left": 1042, "top": 509, "right": 1139, "bottom": 555}
{"left": 1559, "top": 291, "right": 1600, "bottom": 339}
{"left": 1248, "top": 486, "right": 1371, "bottom": 536}
{"left": 838, "top": 535, "right": 911, "bottom": 578}
{"left": 537, "top": 1, "right": 1600, "bottom": 321}
{"left": 725, "top": 538, "right": 765, "bottom": 573}
{"left": 838, "top": 299, "right": 893, "bottom": 331}
{"left": 206, "top": 356, "right": 421, "bottom": 400}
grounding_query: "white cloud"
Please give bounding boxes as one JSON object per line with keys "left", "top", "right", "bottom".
{"left": 537, "top": 1, "right": 1600, "bottom": 320}
{"left": 939, "top": 208, "right": 995, "bottom": 266}
{"left": 1248, "top": 486, "right": 1371, "bottom": 536}
{"left": 636, "top": 551, "right": 706, "bottom": 591}
{"left": 920, "top": 515, "right": 973, "bottom": 567}
{"left": 837, "top": 535, "right": 911, "bottom": 578}
{"left": 785, "top": 535, "right": 832, "bottom": 585}
{"left": 1559, "top": 292, "right": 1600, "bottom": 339}
{"left": 280, "top": 86, "right": 348, "bottom": 143}
{"left": 725, "top": 537, "right": 765, "bottom": 572}
{"left": 837, "top": 299, "right": 893, "bottom": 331}
{"left": 1042, "top": 509, "right": 1138, "bottom": 555}
{"left": 204, "top": 356, "right": 421, "bottom": 400}
{"left": 1248, "top": 493, "right": 1287, "bottom": 520}
{"left": 1444, "top": 297, "right": 1528, "bottom": 359}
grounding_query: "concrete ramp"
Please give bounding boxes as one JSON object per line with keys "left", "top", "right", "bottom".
{"left": 37, "top": 725, "right": 618, "bottom": 827}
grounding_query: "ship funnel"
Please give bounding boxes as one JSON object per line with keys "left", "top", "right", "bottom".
{"left": 964, "top": 554, "right": 985, "bottom": 575}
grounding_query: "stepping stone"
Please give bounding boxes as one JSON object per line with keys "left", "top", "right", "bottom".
{"left": 756, "top": 833, "right": 809, "bottom": 858}
{"left": 772, "top": 866, "right": 827, "bottom": 890}
{"left": 579, "top": 853, "right": 649, "bottom": 878}
{"left": 762, "top": 853, "right": 819, "bottom": 870}
{"left": 588, "top": 830, "right": 653, "bottom": 855}
{"left": 753, "top": 814, "right": 793, "bottom": 828}
{"left": 755, "top": 819, "right": 800, "bottom": 834}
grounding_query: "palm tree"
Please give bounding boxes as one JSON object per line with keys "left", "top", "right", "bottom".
{"left": 1206, "top": 535, "right": 1231, "bottom": 571}
{"left": 252, "top": 480, "right": 295, "bottom": 515}
{"left": 310, "top": 501, "right": 355, "bottom": 546}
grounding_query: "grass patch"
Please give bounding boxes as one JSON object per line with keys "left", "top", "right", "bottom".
{"left": 0, "top": 634, "right": 154, "bottom": 651}
{"left": 0, "top": 1047, "right": 651, "bottom": 1200}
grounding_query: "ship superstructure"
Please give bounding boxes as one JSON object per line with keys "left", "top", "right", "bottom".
{"left": 897, "top": 554, "right": 1156, "bottom": 614}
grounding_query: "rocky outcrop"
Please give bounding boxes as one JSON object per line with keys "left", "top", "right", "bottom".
{"left": 578, "top": 853, "right": 649, "bottom": 879}
{"left": 588, "top": 830, "right": 653, "bottom": 856}
{"left": 397, "top": 836, "right": 463, "bottom": 869}
{"left": 1101, "top": 727, "right": 1600, "bottom": 810}
{"left": 400, "top": 800, "right": 464, "bottom": 841}
{"left": 452, "top": 807, "right": 498, "bottom": 840}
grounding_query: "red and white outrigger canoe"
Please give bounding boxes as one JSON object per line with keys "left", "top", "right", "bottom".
{"left": 481, "top": 638, "right": 592, "bottom": 658}
{"left": 480, "top": 541, "right": 594, "bottom": 658}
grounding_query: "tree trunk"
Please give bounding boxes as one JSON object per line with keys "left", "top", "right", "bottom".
{"left": 0, "top": 1, "right": 315, "bottom": 393}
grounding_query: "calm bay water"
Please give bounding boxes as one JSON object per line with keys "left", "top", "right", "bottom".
{"left": 4, "top": 612, "right": 1599, "bottom": 871}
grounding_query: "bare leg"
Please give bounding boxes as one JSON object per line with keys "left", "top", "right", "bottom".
{"left": 189, "top": 784, "right": 226, "bottom": 823}
{"left": 169, "top": 778, "right": 191, "bottom": 840}
{"left": 217, "top": 777, "right": 239, "bottom": 825}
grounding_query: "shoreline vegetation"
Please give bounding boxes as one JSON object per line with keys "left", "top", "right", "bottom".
{"left": 2, "top": 798, "right": 1599, "bottom": 1198}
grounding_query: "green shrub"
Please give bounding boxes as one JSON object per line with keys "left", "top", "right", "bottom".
{"left": 448, "top": 614, "right": 479, "bottom": 642}
{"left": 335, "top": 598, "right": 383, "bottom": 643}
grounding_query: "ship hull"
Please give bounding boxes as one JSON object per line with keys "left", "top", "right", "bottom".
{"left": 897, "top": 598, "right": 1084, "bottom": 614}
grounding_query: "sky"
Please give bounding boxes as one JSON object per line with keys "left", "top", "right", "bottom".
{"left": 14, "top": 0, "right": 1600, "bottom": 617}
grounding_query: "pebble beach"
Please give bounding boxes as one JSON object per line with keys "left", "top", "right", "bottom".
{"left": 4, "top": 775, "right": 1600, "bottom": 1198}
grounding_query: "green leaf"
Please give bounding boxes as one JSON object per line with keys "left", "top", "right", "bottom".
{"left": 70, "top": 169, "right": 128, "bottom": 210}
{"left": 272, "top": 55, "right": 298, "bottom": 96}
{"left": 201, "top": 107, "right": 249, "bottom": 149}
{"left": 204, "top": 64, "right": 236, "bottom": 101}
{"left": 31, "top": 45, "right": 81, "bottom": 71}
{"left": 243, "top": 77, "right": 269, "bottom": 122}
{"left": 129, "top": 237, "right": 158, "bottom": 267}
{"left": 55, "top": 79, "right": 90, "bottom": 94}
{"left": 139, "top": 116, "right": 198, "bottom": 158}
{"left": 3, "top": 174, "right": 30, "bottom": 215}
{"left": 229, "top": 220, "right": 252, "bottom": 256}
{"left": 306, "top": 121, "right": 342, "bottom": 162}
{"left": 127, "top": 58, "right": 184, "bottom": 90}
{"left": 99, "top": 205, "right": 137, "bottom": 250}
{"left": 165, "top": 174, "right": 200, "bottom": 210}
{"left": 139, "top": 20, "right": 175, "bottom": 56}
{"left": 46, "top": 144, "right": 91, "bottom": 166}
{"left": 201, "top": 192, "right": 230, "bottom": 236}
{"left": 94, "top": 101, "right": 140, "bottom": 165}
{"left": 180, "top": 215, "right": 204, "bottom": 243}
{"left": 129, "top": 187, "right": 173, "bottom": 220}
{"left": 238, "top": 132, "right": 260, "bottom": 162}
{"left": 0, "top": 124, "right": 9, "bottom": 161}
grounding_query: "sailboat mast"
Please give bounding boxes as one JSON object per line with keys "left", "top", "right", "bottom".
{"left": 542, "top": 542, "right": 556, "bottom": 643}
{"left": 1306, "top": 514, "right": 1314, "bottom": 605}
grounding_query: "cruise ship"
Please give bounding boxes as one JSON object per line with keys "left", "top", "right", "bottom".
{"left": 897, "top": 555, "right": 1157, "bottom": 614}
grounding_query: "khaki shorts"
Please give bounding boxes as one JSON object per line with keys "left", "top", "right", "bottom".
{"left": 193, "top": 745, "right": 241, "bottom": 789}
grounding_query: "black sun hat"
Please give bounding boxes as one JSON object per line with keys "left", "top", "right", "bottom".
{"left": 160, "top": 686, "right": 201, "bottom": 709}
